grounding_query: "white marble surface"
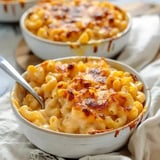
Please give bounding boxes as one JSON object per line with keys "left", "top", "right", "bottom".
{"left": 0, "top": 0, "right": 159, "bottom": 97}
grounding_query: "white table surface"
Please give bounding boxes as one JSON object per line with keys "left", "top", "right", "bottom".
{"left": 0, "top": 0, "right": 159, "bottom": 97}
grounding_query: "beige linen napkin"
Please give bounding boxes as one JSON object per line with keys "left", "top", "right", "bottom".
{"left": 117, "top": 15, "right": 160, "bottom": 71}
{"left": 0, "top": 15, "right": 160, "bottom": 160}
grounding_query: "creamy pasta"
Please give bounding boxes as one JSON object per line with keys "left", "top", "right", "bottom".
{"left": 14, "top": 57, "right": 146, "bottom": 134}
{"left": 25, "top": 0, "right": 129, "bottom": 44}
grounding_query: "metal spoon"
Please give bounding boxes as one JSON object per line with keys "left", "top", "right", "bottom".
{"left": 0, "top": 56, "right": 44, "bottom": 109}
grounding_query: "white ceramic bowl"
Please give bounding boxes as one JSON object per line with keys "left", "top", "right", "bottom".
{"left": 20, "top": 5, "right": 131, "bottom": 60}
{"left": 10, "top": 56, "right": 150, "bottom": 159}
{"left": 0, "top": 0, "right": 37, "bottom": 22}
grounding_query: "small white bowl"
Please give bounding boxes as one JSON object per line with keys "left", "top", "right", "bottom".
{"left": 11, "top": 57, "right": 150, "bottom": 159}
{"left": 20, "top": 5, "right": 131, "bottom": 60}
{"left": 0, "top": 0, "right": 37, "bottom": 22}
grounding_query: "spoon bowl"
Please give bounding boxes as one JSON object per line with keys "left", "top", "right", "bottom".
{"left": 0, "top": 56, "right": 44, "bottom": 109}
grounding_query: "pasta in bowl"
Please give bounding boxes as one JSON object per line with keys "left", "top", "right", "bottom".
{"left": 11, "top": 56, "right": 150, "bottom": 158}
{"left": 20, "top": 0, "right": 131, "bottom": 59}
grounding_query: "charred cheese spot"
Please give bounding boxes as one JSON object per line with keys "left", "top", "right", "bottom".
{"left": 25, "top": 0, "right": 129, "bottom": 43}
{"left": 18, "top": 58, "right": 146, "bottom": 134}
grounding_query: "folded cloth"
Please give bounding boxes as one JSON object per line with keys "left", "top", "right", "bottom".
{"left": 140, "top": 59, "right": 160, "bottom": 88}
{"left": 0, "top": 15, "right": 160, "bottom": 160}
{"left": 117, "top": 15, "right": 160, "bottom": 71}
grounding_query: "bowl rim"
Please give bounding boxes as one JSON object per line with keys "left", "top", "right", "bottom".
{"left": 10, "top": 56, "right": 151, "bottom": 138}
{"left": 20, "top": 3, "right": 132, "bottom": 46}
{"left": 0, "top": 0, "right": 36, "bottom": 5}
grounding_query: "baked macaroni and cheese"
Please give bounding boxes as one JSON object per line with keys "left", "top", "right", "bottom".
{"left": 25, "top": 0, "right": 129, "bottom": 44}
{"left": 14, "top": 57, "right": 146, "bottom": 134}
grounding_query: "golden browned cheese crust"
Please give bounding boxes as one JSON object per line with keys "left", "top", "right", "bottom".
{"left": 25, "top": 0, "right": 129, "bottom": 44}
{"left": 15, "top": 58, "right": 146, "bottom": 134}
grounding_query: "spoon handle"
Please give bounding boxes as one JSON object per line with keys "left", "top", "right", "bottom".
{"left": 0, "top": 56, "right": 44, "bottom": 109}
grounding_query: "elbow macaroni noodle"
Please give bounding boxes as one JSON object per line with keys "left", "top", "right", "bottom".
{"left": 16, "top": 58, "right": 146, "bottom": 134}
{"left": 25, "top": 0, "right": 129, "bottom": 44}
